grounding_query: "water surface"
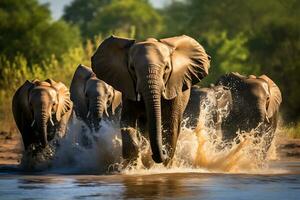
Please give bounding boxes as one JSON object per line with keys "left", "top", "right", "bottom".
{"left": 0, "top": 160, "right": 300, "bottom": 200}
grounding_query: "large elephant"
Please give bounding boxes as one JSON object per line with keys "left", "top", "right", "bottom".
{"left": 91, "top": 35, "right": 210, "bottom": 164}
{"left": 216, "top": 72, "right": 282, "bottom": 149}
{"left": 12, "top": 79, "right": 73, "bottom": 152}
{"left": 70, "top": 64, "right": 122, "bottom": 131}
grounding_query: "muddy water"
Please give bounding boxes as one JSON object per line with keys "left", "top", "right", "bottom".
{"left": 0, "top": 119, "right": 300, "bottom": 199}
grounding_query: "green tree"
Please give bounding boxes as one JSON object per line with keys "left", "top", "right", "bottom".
{"left": 89, "top": 0, "right": 163, "bottom": 39}
{"left": 247, "top": 21, "right": 300, "bottom": 121}
{"left": 63, "top": 0, "right": 112, "bottom": 38}
{"left": 0, "top": 0, "right": 81, "bottom": 65}
{"left": 64, "top": 0, "right": 163, "bottom": 39}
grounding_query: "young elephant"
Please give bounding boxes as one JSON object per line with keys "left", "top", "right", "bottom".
{"left": 12, "top": 79, "right": 73, "bottom": 153}
{"left": 92, "top": 35, "right": 210, "bottom": 165}
{"left": 70, "top": 64, "right": 122, "bottom": 131}
{"left": 184, "top": 85, "right": 232, "bottom": 136}
{"left": 216, "top": 72, "right": 282, "bottom": 150}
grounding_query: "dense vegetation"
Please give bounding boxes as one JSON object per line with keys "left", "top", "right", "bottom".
{"left": 0, "top": 0, "right": 299, "bottom": 133}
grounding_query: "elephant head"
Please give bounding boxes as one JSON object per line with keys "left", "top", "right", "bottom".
{"left": 216, "top": 72, "right": 282, "bottom": 125}
{"left": 92, "top": 35, "right": 210, "bottom": 163}
{"left": 70, "top": 64, "right": 122, "bottom": 131}
{"left": 12, "top": 79, "right": 72, "bottom": 149}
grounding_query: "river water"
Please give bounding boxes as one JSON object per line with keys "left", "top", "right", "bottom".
{"left": 0, "top": 119, "right": 300, "bottom": 199}
{"left": 0, "top": 162, "right": 300, "bottom": 200}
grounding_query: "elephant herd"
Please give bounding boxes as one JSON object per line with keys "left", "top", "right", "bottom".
{"left": 12, "top": 35, "right": 282, "bottom": 169}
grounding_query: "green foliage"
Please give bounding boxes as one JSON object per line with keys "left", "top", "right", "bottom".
{"left": 0, "top": 0, "right": 81, "bottom": 64}
{"left": 63, "top": 0, "right": 112, "bottom": 38}
{"left": 64, "top": 0, "right": 163, "bottom": 39}
{"left": 247, "top": 21, "right": 300, "bottom": 120}
{"left": 200, "top": 32, "right": 252, "bottom": 85}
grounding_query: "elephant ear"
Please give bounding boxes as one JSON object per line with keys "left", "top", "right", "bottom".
{"left": 160, "top": 35, "right": 210, "bottom": 99}
{"left": 48, "top": 79, "right": 73, "bottom": 121}
{"left": 258, "top": 75, "right": 282, "bottom": 119}
{"left": 70, "top": 64, "right": 93, "bottom": 118}
{"left": 111, "top": 89, "right": 122, "bottom": 115}
{"left": 91, "top": 35, "right": 136, "bottom": 101}
{"left": 12, "top": 80, "right": 37, "bottom": 131}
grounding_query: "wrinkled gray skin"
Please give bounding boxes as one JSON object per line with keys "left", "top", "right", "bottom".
{"left": 12, "top": 79, "right": 73, "bottom": 153}
{"left": 215, "top": 72, "right": 282, "bottom": 151}
{"left": 184, "top": 85, "right": 232, "bottom": 136}
{"left": 92, "top": 35, "right": 210, "bottom": 165}
{"left": 70, "top": 64, "right": 122, "bottom": 132}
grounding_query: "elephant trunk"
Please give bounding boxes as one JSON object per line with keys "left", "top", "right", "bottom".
{"left": 89, "top": 97, "right": 105, "bottom": 131}
{"left": 142, "top": 67, "right": 165, "bottom": 163}
{"left": 35, "top": 107, "right": 49, "bottom": 147}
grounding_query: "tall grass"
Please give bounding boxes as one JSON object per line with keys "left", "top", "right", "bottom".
{"left": 280, "top": 123, "right": 300, "bottom": 139}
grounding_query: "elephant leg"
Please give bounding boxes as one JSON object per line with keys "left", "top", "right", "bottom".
{"left": 56, "top": 110, "right": 72, "bottom": 138}
{"left": 120, "top": 99, "right": 141, "bottom": 164}
{"left": 162, "top": 91, "right": 189, "bottom": 165}
{"left": 136, "top": 115, "right": 155, "bottom": 168}
{"left": 20, "top": 117, "right": 34, "bottom": 151}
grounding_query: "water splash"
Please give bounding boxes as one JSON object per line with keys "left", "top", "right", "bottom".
{"left": 120, "top": 100, "right": 278, "bottom": 174}
{"left": 50, "top": 117, "right": 122, "bottom": 173}
{"left": 22, "top": 112, "right": 280, "bottom": 174}
{"left": 120, "top": 124, "right": 277, "bottom": 175}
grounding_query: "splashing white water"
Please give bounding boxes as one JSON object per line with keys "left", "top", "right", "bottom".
{"left": 26, "top": 110, "right": 280, "bottom": 174}
{"left": 119, "top": 99, "right": 279, "bottom": 174}
{"left": 51, "top": 117, "right": 122, "bottom": 173}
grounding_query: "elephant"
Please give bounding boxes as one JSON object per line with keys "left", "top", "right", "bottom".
{"left": 70, "top": 64, "right": 122, "bottom": 132}
{"left": 183, "top": 85, "right": 232, "bottom": 137}
{"left": 91, "top": 35, "right": 210, "bottom": 165}
{"left": 12, "top": 79, "right": 73, "bottom": 155}
{"left": 215, "top": 72, "right": 282, "bottom": 151}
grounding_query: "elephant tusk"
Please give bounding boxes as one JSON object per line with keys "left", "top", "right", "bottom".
{"left": 265, "top": 110, "right": 270, "bottom": 123}
{"left": 137, "top": 93, "right": 141, "bottom": 101}
{"left": 31, "top": 120, "right": 35, "bottom": 127}
{"left": 265, "top": 116, "right": 270, "bottom": 123}
{"left": 49, "top": 118, "right": 55, "bottom": 126}
{"left": 86, "top": 111, "right": 91, "bottom": 118}
{"left": 105, "top": 108, "right": 109, "bottom": 117}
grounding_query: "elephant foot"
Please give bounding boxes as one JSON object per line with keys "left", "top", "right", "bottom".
{"left": 141, "top": 147, "right": 154, "bottom": 169}
{"left": 121, "top": 127, "right": 139, "bottom": 161}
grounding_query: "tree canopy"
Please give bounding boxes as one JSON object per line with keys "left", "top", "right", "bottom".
{"left": 63, "top": 0, "right": 163, "bottom": 39}
{"left": 0, "top": 0, "right": 81, "bottom": 64}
